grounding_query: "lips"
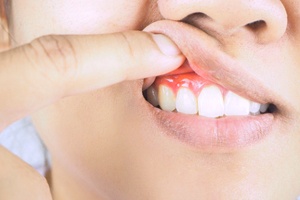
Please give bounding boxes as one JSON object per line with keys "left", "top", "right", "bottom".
{"left": 145, "top": 20, "right": 284, "bottom": 104}
{"left": 142, "top": 20, "right": 283, "bottom": 151}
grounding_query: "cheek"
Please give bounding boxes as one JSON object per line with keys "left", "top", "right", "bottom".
{"left": 32, "top": 83, "right": 132, "bottom": 157}
{"left": 12, "top": 0, "right": 148, "bottom": 44}
{"left": 31, "top": 81, "right": 144, "bottom": 174}
{"left": 31, "top": 80, "right": 156, "bottom": 196}
{"left": 52, "top": 0, "right": 148, "bottom": 33}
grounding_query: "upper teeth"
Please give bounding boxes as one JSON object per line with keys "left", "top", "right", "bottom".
{"left": 158, "top": 85, "right": 176, "bottom": 112}
{"left": 147, "top": 85, "right": 269, "bottom": 118}
{"left": 224, "top": 91, "right": 250, "bottom": 116}
{"left": 198, "top": 85, "right": 224, "bottom": 118}
{"left": 176, "top": 88, "right": 198, "bottom": 114}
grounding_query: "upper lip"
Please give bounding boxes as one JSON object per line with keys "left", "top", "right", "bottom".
{"left": 144, "top": 20, "right": 284, "bottom": 111}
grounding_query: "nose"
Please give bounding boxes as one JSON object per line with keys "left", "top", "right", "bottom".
{"left": 158, "top": 0, "right": 287, "bottom": 43}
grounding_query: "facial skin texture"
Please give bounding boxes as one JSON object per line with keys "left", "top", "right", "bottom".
{"left": 9, "top": 0, "right": 300, "bottom": 199}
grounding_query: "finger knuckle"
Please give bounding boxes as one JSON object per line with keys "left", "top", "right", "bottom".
{"left": 119, "top": 32, "right": 136, "bottom": 59}
{"left": 116, "top": 32, "right": 142, "bottom": 78}
{"left": 24, "top": 35, "right": 78, "bottom": 81}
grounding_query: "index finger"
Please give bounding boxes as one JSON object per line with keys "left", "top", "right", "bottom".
{"left": 0, "top": 31, "right": 184, "bottom": 129}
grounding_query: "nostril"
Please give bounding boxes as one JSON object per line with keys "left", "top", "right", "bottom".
{"left": 181, "top": 12, "right": 212, "bottom": 27}
{"left": 246, "top": 20, "right": 266, "bottom": 32}
{"left": 182, "top": 12, "right": 210, "bottom": 21}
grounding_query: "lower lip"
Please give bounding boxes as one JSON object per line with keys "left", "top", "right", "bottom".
{"left": 149, "top": 105, "right": 275, "bottom": 151}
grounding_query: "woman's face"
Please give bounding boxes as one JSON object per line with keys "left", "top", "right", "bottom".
{"left": 10, "top": 0, "right": 300, "bottom": 199}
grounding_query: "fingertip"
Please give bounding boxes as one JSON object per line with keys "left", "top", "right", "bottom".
{"left": 147, "top": 33, "right": 185, "bottom": 76}
{"left": 148, "top": 53, "right": 186, "bottom": 77}
{"left": 151, "top": 34, "right": 182, "bottom": 57}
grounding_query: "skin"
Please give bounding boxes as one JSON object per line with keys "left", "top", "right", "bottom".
{"left": 1, "top": 0, "right": 300, "bottom": 199}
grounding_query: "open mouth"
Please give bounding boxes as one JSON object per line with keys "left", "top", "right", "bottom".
{"left": 141, "top": 20, "right": 283, "bottom": 151}
{"left": 142, "top": 67, "right": 277, "bottom": 151}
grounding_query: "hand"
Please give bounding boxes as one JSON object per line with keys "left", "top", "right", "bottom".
{"left": 0, "top": 31, "right": 184, "bottom": 131}
{"left": 0, "top": 31, "right": 184, "bottom": 200}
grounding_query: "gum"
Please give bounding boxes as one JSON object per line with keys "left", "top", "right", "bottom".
{"left": 153, "top": 73, "right": 227, "bottom": 96}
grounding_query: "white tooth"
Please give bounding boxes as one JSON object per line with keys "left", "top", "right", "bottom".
{"left": 198, "top": 85, "right": 224, "bottom": 118}
{"left": 250, "top": 102, "right": 261, "bottom": 115}
{"left": 176, "top": 88, "right": 198, "bottom": 114}
{"left": 158, "top": 85, "right": 176, "bottom": 111}
{"left": 146, "top": 86, "right": 159, "bottom": 107}
{"left": 260, "top": 104, "right": 269, "bottom": 113}
{"left": 224, "top": 91, "right": 250, "bottom": 116}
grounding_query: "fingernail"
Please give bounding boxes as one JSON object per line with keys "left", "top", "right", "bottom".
{"left": 152, "top": 34, "right": 182, "bottom": 56}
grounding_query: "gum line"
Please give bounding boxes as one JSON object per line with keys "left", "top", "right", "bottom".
{"left": 153, "top": 73, "right": 227, "bottom": 96}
